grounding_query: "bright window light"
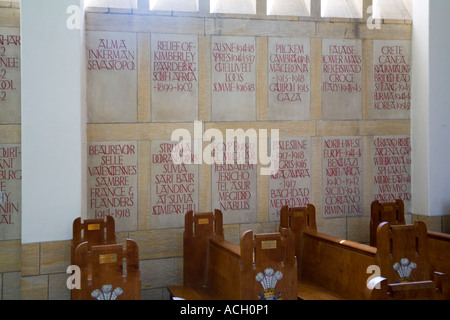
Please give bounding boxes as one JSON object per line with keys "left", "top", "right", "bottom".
{"left": 210, "top": 0, "right": 256, "bottom": 14}
{"left": 321, "top": 0, "right": 363, "bottom": 19}
{"left": 372, "top": 0, "right": 412, "bottom": 20}
{"left": 150, "top": 0, "right": 199, "bottom": 12}
{"left": 267, "top": 0, "right": 311, "bottom": 16}
{"left": 84, "top": 0, "right": 137, "bottom": 9}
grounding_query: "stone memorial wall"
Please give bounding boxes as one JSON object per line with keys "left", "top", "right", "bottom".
{"left": 0, "top": 2, "right": 416, "bottom": 300}
{"left": 0, "top": 26, "right": 20, "bottom": 241}
{"left": 85, "top": 14, "right": 412, "bottom": 244}
{"left": 0, "top": 10, "right": 22, "bottom": 300}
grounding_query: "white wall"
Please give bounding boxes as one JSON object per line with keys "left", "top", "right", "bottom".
{"left": 411, "top": 0, "right": 429, "bottom": 215}
{"left": 21, "top": 0, "right": 86, "bottom": 243}
{"left": 412, "top": 0, "right": 450, "bottom": 216}
{"left": 428, "top": 0, "right": 450, "bottom": 216}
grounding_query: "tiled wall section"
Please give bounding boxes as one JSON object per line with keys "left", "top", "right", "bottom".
{"left": 1, "top": 0, "right": 450, "bottom": 300}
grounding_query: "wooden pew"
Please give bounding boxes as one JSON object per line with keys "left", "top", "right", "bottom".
{"left": 71, "top": 216, "right": 116, "bottom": 264}
{"left": 281, "top": 205, "right": 450, "bottom": 300}
{"left": 370, "top": 199, "right": 450, "bottom": 277}
{"left": 366, "top": 221, "right": 449, "bottom": 300}
{"left": 428, "top": 231, "right": 450, "bottom": 277}
{"left": 72, "top": 239, "right": 141, "bottom": 300}
{"left": 280, "top": 205, "right": 376, "bottom": 300}
{"left": 167, "top": 210, "right": 298, "bottom": 300}
{"left": 370, "top": 200, "right": 405, "bottom": 246}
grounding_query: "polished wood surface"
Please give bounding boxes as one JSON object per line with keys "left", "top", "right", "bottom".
{"left": 182, "top": 210, "right": 224, "bottom": 289}
{"left": 168, "top": 210, "right": 297, "bottom": 300}
{"left": 72, "top": 239, "right": 141, "bottom": 300}
{"left": 300, "top": 229, "right": 376, "bottom": 299}
{"left": 280, "top": 204, "right": 450, "bottom": 300}
{"left": 370, "top": 199, "right": 450, "bottom": 279}
{"left": 71, "top": 216, "right": 116, "bottom": 264}
{"left": 366, "top": 221, "right": 449, "bottom": 299}
{"left": 370, "top": 200, "right": 405, "bottom": 246}
{"left": 280, "top": 205, "right": 376, "bottom": 299}
{"left": 428, "top": 231, "right": 450, "bottom": 277}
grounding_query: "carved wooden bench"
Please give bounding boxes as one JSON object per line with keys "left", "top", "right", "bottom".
{"left": 371, "top": 199, "right": 450, "bottom": 278}
{"left": 71, "top": 216, "right": 116, "bottom": 265}
{"left": 167, "top": 210, "right": 298, "bottom": 300}
{"left": 282, "top": 204, "right": 450, "bottom": 300}
{"left": 370, "top": 200, "right": 405, "bottom": 246}
{"left": 280, "top": 205, "right": 376, "bottom": 300}
{"left": 428, "top": 230, "right": 450, "bottom": 277}
{"left": 366, "top": 221, "right": 449, "bottom": 300}
{"left": 72, "top": 239, "right": 141, "bottom": 300}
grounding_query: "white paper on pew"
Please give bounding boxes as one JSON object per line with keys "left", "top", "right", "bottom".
{"left": 367, "top": 276, "right": 385, "bottom": 290}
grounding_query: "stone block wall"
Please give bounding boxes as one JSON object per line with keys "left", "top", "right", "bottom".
{"left": 82, "top": 0, "right": 414, "bottom": 298}
{"left": 1, "top": 0, "right": 450, "bottom": 300}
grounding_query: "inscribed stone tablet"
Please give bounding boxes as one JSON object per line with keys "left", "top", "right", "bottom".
{"left": 0, "top": 144, "right": 21, "bottom": 240}
{"left": 268, "top": 37, "right": 311, "bottom": 120}
{"left": 211, "top": 140, "right": 257, "bottom": 224}
{"left": 87, "top": 142, "right": 138, "bottom": 232}
{"left": 322, "top": 137, "right": 363, "bottom": 217}
{"left": 211, "top": 141, "right": 257, "bottom": 223}
{"left": 268, "top": 137, "right": 311, "bottom": 221}
{"left": 150, "top": 140, "right": 198, "bottom": 229}
{"left": 211, "top": 36, "right": 257, "bottom": 121}
{"left": 86, "top": 31, "right": 137, "bottom": 123}
{"left": 372, "top": 40, "right": 411, "bottom": 119}
{"left": 151, "top": 34, "right": 198, "bottom": 122}
{"left": 0, "top": 28, "right": 21, "bottom": 124}
{"left": 373, "top": 136, "right": 411, "bottom": 212}
{"left": 322, "top": 39, "right": 362, "bottom": 120}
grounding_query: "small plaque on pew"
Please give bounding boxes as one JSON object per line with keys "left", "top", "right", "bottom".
{"left": 293, "top": 211, "right": 304, "bottom": 218}
{"left": 261, "top": 240, "right": 277, "bottom": 250}
{"left": 384, "top": 206, "right": 393, "bottom": 212}
{"left": 198, "top": 218, "right": 209, "bottom": 225}
{"left": 88, "top": 223, "right": 100, "bottom": 231}
{"left": 99, "top": 253, "right": 118, "bottom": 264}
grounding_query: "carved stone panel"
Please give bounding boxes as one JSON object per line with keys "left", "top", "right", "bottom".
{"left": 0, "top": 28, "right": 21, "bottom": 124}
{"left": 86, "top": 31, "right": 137, "bottom": 123}
{"left": 322, "top": 39, "right": 362, "bottom": 120}
{"left": 268, "top": 137, "right": 312, "bottom": 221}
{"left": 0, "top": 144, "right": 21, "bottom": 240}
{"left": 322, "top": 137, "right": 363, "bottom": 217}
{"left": 211, "top": 36, "right": 257, "bottom": 121}
{"left": 268, "top": 37, "right": 311, "bottom": 120}
{"left": 151, "top": 34, "right": 199, "bottom": 122}
{"left": 150, "top": 140, "right": 198, "bottom": 228}
{"left": 87, "top": 141, "right": 138, "bottom": 232}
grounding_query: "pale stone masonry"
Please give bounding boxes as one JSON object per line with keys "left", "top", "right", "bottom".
{"left": 1, "top": 0, "right": 449, "bottom": 300}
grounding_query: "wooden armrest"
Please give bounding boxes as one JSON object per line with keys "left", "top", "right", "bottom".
{"left": 209, "top": 238, "right": 241, "bottom": 258}
{"left": 304, "top": 230, "right": 377, "bottom": 256}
